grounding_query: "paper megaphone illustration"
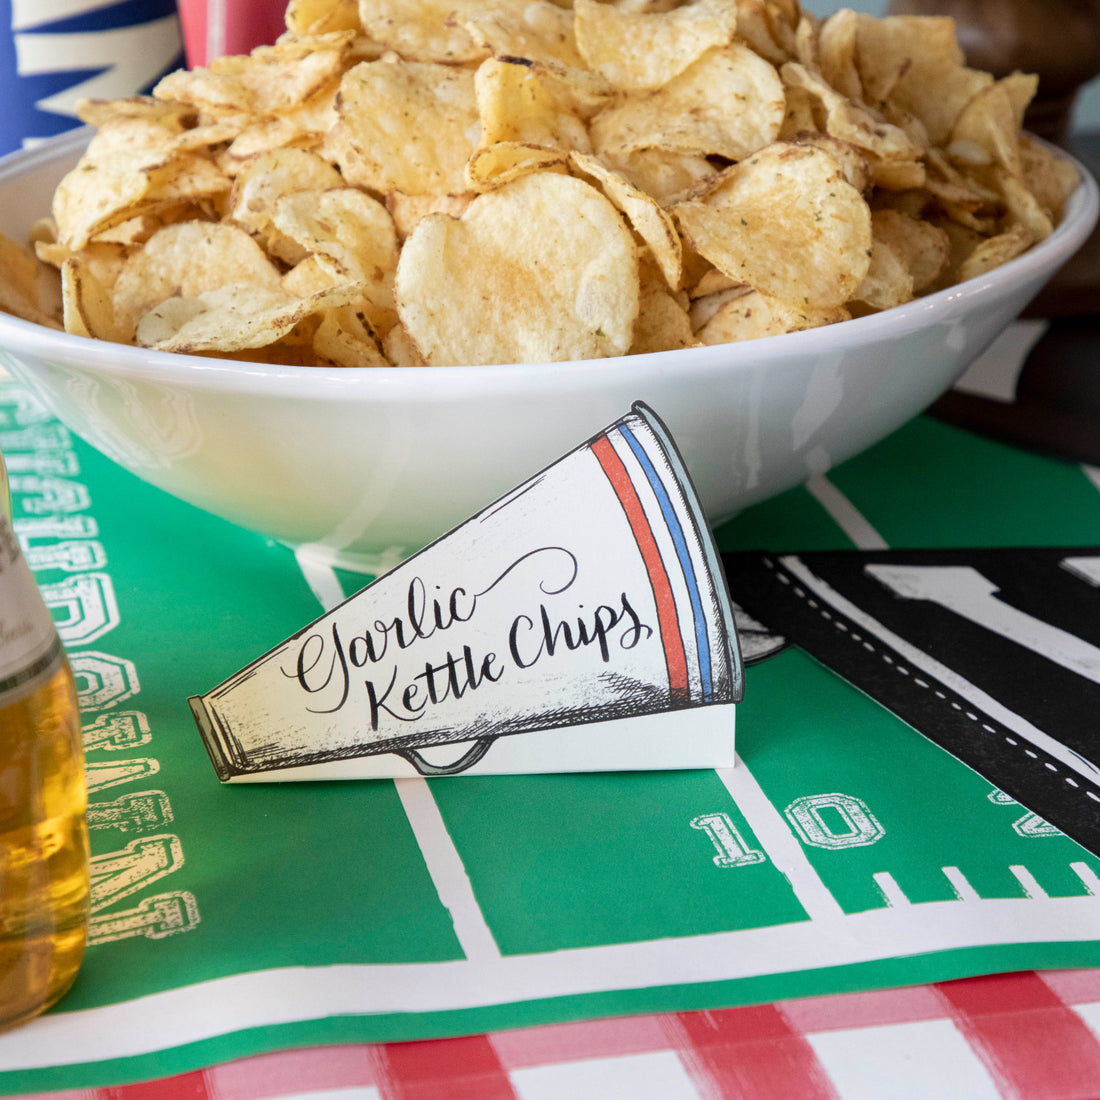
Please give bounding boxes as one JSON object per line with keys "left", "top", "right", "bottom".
{"left": 189, "top": 403, "right": 743, "bottom": 781}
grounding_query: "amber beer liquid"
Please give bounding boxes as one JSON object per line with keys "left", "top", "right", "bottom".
{"left": 0, "top": 471, "right": 89, "bottom": 1030}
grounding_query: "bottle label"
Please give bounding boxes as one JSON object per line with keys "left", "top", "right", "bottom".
{"left": 0, "top": 514, "right": 62, "bottom": 705}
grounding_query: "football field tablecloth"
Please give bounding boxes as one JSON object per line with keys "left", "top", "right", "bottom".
{"left": 2, "top": 378, "right": 1100, "bottom": 1093}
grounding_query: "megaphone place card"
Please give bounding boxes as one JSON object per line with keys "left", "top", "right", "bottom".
{"left": 189, "top": 403, "right": 743, "bottom": 781}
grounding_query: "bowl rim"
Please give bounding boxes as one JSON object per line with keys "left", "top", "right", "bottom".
{"left": 0, "top": 127, "right": 1096, "bottom": 398}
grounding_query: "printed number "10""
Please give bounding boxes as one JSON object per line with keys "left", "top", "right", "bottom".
{"left": 692, "top": 793, "right": 884, "bottom": 868}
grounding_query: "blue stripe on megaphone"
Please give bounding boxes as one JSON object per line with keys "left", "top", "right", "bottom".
{"left": 616, "top": 419, "right": 715, "bottom": 703}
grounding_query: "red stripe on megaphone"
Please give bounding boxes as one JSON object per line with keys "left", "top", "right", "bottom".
{"left": 590, "top": 434, "right": 688, "bottom": 702}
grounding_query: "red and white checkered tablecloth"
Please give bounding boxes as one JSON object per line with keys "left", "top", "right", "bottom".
{"left": 16, "top": 969, "right": 1100, "bottom": 1099}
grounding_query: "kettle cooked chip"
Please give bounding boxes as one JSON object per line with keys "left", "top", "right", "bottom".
{"left": 395, "top": 172, "right": 639, "bottom": 365}
{"left": 674, "top": 142, "right": 872, "bottom": 308}
{"left": 591, "top": 43, "right": 786, "bottom": 161}
{"left": 332, "top": 59, "right": 478, "bottom": 196}
{"left": 461, "top": 2, "right": 585, "bottom": 69}
{"left": 112, "top": 221, "right": 284, "bottom": 340}
{"left": 569, "top": 150, "right": 683, "bottom": 289}
{"left": 136, "top": 280, "right": 365, "bottom": 352}
{"left": 574, "top": 0, "right": 738, "bottom": 92}
{"left": 696, "top": 287, "right": 850, "bottom": 343}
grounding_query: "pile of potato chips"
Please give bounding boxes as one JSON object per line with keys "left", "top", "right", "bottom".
{"left": 0, "top": 0, "right": 1081, "bottom": 367}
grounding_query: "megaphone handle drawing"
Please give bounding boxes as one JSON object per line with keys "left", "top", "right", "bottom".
{"left": 395, "top": 738, "right": 496, "bottom": 776}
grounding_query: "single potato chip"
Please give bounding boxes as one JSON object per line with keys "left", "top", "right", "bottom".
{"left": 851, "top": 231, "right": 912, "bottom": 311}
{"left": 597, "top": 146, "right": 716, "bottom": 203}
{"left": 868, "top": 208, "right": 950, "bottom": 292}
{"left": 673, "top": 142, "right": 872, "bottom": 308}
{"left": 465, "top": 143, "right": 570, "bottom": 190}
{"left": 466, "top": 56, "right": 589, "bottom": 189}
{"left": 0, "top": 231, "right": 45, "bottom": 312}
{"left": 357, "top": 0, "right": 513, "bottom": 63}
{"left": 155, "top": 35, "right": 354, "bottom": 114}
{"left": 227, "top": 147, "right": 344, "bottom": 260}
{"left": 112, "top": 220, "right": 284, "bottom": 340}
{"left": 853, "top": 15, "right": 992, "bottom": 146}
{"left": 283, "top": 254, "right": 340, "bottom": 297}
{"left": 696, "top": 287, "right": 849, "bottom": 342}
{"left": 284, "top": 0, "right": 360, "bottom": 35}
{"left": 136, "top": 281, "right": 364, "bottom": 352}
{"left": 332, "top": 59, "right": 478, "bottom": 195}
{"left": 792, "top": 14, "right": 819, "bottom": 71}
{"left": 76, "top": 95, "right": 194, "bottom": 131}
{"left": 817, "top": 8, "right": 862, "bottom": 102}
{"left": 312, "top": 303, "right": 390, "bottom": 367}
{"left": 575, "top": 0, "right": 738, "bottom": 92}
{"left": 570, "top": 150, "right": 683, "bottom": 289}
{"left": 947, "top": 75, "right": 1037, "bottom": 176}
{"left": 689, "top": 267, "right": 744, "bottom": 300}
{"left": 956, "top": 224, "right": 1034, "bottom": 283}
{"left": 273, "top": 187, "right": 399, "bottom": 311}
{"left": 590, "top": 43, "right": 785, "bottom": 162}
{"left": 395, "top": 171, "right": 639, "bottom": 365}
{"left": 61, "top": 255, "right": 124, "bottom": 341}
{"left": 461, "top": 2, "right": 585, "bottom": 69}
{"left": 383, "top": 322, "right": 427, "bottom": 367}
{"left": 781, "top": 62, "right": 922, "bottom": 163}
{"left": 925, "top": 215, "right": 983, "bottom": 290}
{"left": 629, "top": 282, "right": 697, "bottom": 354}
{"left": 0, "top": 232, "right": 62, "bottom": 328}
{"left": 474, "top": 57, "right": 590, "bottom": 151}
{"left": 1019, "top": 133, "right": 1080, "bottom": 222}
{"left": 51, "top": 148, "right": 167, "bottom": 250}
{"left": 993, "top": 168, "right": 1053, "bottom": 242}
{"left": 171, "top": 113, "right": 255, "bottom": 154}
{"left": 777, "top": 84, "right": 821, "bottom": 140}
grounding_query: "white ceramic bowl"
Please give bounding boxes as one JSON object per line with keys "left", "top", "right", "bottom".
{"left": 0, "top": 128, "right": 1096, "bottom": 573}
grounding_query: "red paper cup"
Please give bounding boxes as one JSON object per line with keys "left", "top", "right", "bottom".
{"left": 176, "top": 0, "right": 287, "bottom": 67}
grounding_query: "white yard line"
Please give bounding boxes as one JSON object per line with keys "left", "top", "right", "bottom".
{"left": 294, "top": 551, "right": 500, "bottom": 963}
{"left": 394, "top": 777, "right": 501, "bottom": 962}
{"left": 805, "top": 476, "right": 889, "bottom": 551}
{"left": 293, "top": 546, "right": 347, "bottom": 613}
{"left": 717, "top": 759, "right": 847, "bottom": 923}
{"left": 7, "top": 893, "right": 1100, "bottom": 1072}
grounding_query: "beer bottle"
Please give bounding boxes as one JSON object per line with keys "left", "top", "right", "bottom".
{"left": 0, "top": 450, "right": 89, "bottom": 1031}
